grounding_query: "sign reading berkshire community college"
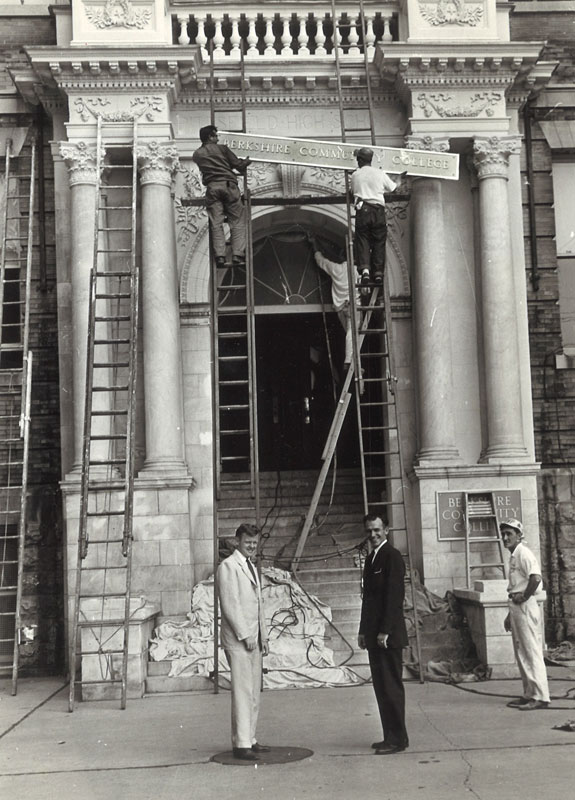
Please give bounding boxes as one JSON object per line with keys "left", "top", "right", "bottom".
{"left": 218, "top": 131, "right": 459, "bottom": 181}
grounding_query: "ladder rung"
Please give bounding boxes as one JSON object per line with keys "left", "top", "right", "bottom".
{"left": 94, "top": 339, "right": 130, "bottom": 345}
{"left": 79, "top": 565, "right": 127, "bottom": 571}
{"left": 95, "top": 293, "right": 131, "bottom": 300}
{"left": 220, "top": 478, "right": 251, "bottom": 486}
{"left": 88, "top": 459, "right": 126, "bottom": 466}
{"left": 78, "top": 592, "right": 128, "bottom": 600}
{"left": 91, "top": 409, "right": 128, "bottom": 416}
{"left": 92, "top": 385, "right": 129, "bottom": 392}
{"left": 219, "top": 380, "right": 249, "bottom": 386}
{"left": 86, "top": 510, "right": 125, "bottom": 517}
{"left": 221, "top": 429, "right": 250, "bottom": 436}
{"left": 83, "top": 537, "right": 125, "bottom": 544}
{"left": 93, "top": 362, "right": 130, "bottom": 369}
{"left": 95, "top": 272, "right": 131, "bottom": 278}
{"left": 90, "top": 434, "right": 127, "bottom": 441}
{"left": 95, "top": 315, "right": 131, "bottom": 322}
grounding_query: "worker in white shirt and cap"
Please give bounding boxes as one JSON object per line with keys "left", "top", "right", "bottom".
{"left": 501, "top": 518, "right": 551, "bottom": 710}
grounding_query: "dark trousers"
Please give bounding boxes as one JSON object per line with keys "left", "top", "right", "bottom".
{"left": 354, "top": 204, "right": 387, "bottom": 274}
{"left": 368, "top": 647, "right": 408, "bottom": 747}
{"left": 205, "top": 180, "right": 246, "bottom": 259}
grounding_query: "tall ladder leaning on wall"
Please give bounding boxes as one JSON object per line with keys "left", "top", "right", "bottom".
{"left": 291, "top": 0, "right": 424, "bottom": 681}
{"left": 0, "top": 134, "right": 35, "bottom": 695}
{"left": 68, "top": 118, "right": 140, "bottom": 710}
{"left": 208, "top": 43, "right": 260, "bottom": 692}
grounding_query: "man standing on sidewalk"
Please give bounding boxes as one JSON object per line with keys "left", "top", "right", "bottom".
{"left": 192, "top": 125, "right": 251, "bottom": 267}
{"left": 502, "top": 518, "right": 551, "bottom": 711}
{"left": 217, "top": 523, "right": 270, "bottom": 760}
{"left": 358, "top": 514, "right": 409, "bottom": 755}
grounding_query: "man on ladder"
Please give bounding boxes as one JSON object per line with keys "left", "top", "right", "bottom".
{"left": 351, "top": 147, "right": 405, "bottom": 290}
{"left": 192, "top": 125, "right": 251, "bottom": 267}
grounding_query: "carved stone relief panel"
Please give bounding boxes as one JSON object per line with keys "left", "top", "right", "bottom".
{"left": 72, "top": 0, "right": 170, "bottom": 46}
{"left": 415, "top": 91, "right": 505, "bottom": 120}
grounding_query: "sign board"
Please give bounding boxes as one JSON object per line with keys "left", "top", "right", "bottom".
{"left": 218, "top": 131, "right": 460, "bottom": 180}
{"left": 437, "top": 490, "right": 522, "bottom": 541}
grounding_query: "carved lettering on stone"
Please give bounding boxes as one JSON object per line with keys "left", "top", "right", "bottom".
{"left": 84, "top": 0, "right": 151, "bottom": 30}
{"left": 418, "top": 0, "right": 484, "bottom": 27}
{"left": 418, "top": 92, "right": 502, "bottom": 118}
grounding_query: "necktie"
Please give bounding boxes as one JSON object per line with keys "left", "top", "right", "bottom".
{"left": 246, "top": 559, "right": 258, "bottom": 583}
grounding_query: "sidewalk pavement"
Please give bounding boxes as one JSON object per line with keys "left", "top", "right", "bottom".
{"left": 1, "top": 667, "right": 574, "bottom": 800}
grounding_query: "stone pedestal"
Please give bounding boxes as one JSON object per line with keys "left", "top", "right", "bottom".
{"left": 454, "top": 580, "right": 547, "bottom": 678}
{"left": 80, "top": 597, "right": 160, "bottom": 701}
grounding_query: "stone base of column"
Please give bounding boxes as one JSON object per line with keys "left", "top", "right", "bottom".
{"left": 139, "top": 457, "right": 191, "bottom": 480}
{"left": 479, "top": 444, "right": 530, "bottom": 463}
{"left": 415, "top": 446, "right": 461, "bottom": 465}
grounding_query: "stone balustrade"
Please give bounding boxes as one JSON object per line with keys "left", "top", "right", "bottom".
{"left": 170, "top": 2, "right": 399, "bottom": 58}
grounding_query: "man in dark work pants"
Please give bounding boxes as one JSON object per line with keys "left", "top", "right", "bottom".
{"left": 358, "top": 514, "right": 409, "bottom": 755}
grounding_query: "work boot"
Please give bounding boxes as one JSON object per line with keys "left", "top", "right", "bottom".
{"left": 215, "top": 256, "right": 226, "bottom": 268}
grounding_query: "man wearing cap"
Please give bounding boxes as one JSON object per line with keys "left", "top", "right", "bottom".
{"left": 350, "top": 148, "right": 404, "bottom": 289}
{"left": 192, "top": 125, "right": 251, "bottom": 268}
{"left": 501, "top": 518, "right": 551, "bottom": 711}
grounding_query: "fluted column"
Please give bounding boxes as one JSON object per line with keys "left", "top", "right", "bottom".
{"left": 473, "top": 135, "right": 528, "bottom": 460}
{"left": 60, "top": 140, "right": 110, "bottom": 474}
{"left": 407, "top": 135, "right": 460, "bottom": 463}
{"left": 137, "top": 141, "right": 188, "bottom": 475}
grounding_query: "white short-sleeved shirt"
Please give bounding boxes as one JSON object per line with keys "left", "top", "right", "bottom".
{"left": 350, "top": 165, "right": 397, "bottom": 207}
{"left": 507, "top": 542, "right": 542, "bottom": 595}
{"left": 313, "top": 252, "right": 359, "bottom": 311}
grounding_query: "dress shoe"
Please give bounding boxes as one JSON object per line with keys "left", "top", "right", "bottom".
{"left": 517, "top": 699, "right": 549, "bottom": 711}
{"left": 232, "top": 255, "right": 246, "bottom": 266}
{"left": 359, "top": 269, "right": 371, "bottom": 287}
{"left": 506, "top": 697, "right": 530, "bottom": 708}
{"left": 215, "top": 256, "right": 226, "bottom": 268}
{"left": 232, "top": 747, "right": 257, "bottom": 760}
{"left": 372, "top": 270, "right": 383, "bottom": 285}
{"left": 251, "top": 742, "right": 271, "bottom": 753}
{"left": 375, "top": 743, "right": 407, "bottom": 755}
{"left": 371, "top": 740, "right": 386, "bottom": 749}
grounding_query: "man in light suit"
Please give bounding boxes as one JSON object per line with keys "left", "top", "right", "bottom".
{"left": 217, "top": 523, "right": 270, "bottom": 761}
{"left": 358, "top": 514, "right": 409, "bottom": 755}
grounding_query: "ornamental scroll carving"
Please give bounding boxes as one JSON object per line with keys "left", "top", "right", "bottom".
{"left": 472, "top": 136, "right": 521, "bottom": 179}
{"left": 419, "top": 0, "right": 484, "bottom": 26}
{"left": 60, "top": 141, "right": 105, "bottom": 185}
{"left": 418, "top": 92, "right": 502, "bottom": 119}
{"left": 74, "top": 96, "right": 164, "bottom": 123}
{"left": 136, "top": 141, "right": 180, "bottom": 186}
{"left": 84, "top": 0, "right": 151, "bottom": 30}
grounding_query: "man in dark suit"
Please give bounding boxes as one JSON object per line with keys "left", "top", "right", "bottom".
{"left": 358, "top": 514, "right": 409, "bottom": 755}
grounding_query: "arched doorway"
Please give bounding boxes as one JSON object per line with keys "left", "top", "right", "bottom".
{"left": 251, "top": 226, "right": 359, "bottom": 471}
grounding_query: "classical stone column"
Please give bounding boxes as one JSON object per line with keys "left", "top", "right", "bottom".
{"left": 407, "top": 135, "right": 460, "bottom": 463}
{"left": 473, "top": 136, "right": 528, "bottom": 460}
{"left": 60, "top": 140, "right": 110, "bottom": 474}
{"left": 137, "top": 141, "right": 188, "bottom": 475}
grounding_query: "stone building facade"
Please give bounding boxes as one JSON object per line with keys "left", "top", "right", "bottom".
{"left": 0, "top": 0, "right": 574, "bottom": 676}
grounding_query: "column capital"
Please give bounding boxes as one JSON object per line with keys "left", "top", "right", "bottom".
{"left": 405, "top": 134, "right": 450, "bottom": 153}
{"left": 472, "top": 136, "right": 522, "bottom": 180}
{"left": 60, "top": 140, "right": 104, "bottom": 186}
{"left": 137, "top": 141, "right": 180, "bottom": 186}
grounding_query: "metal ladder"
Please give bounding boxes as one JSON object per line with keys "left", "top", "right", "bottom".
{"left": 0, "top": 135, "right": 35, "bottom": 694}
{"left": 207, "top": 44, "right": 260, "bottom": 691}
{"left": 293, "top": 0, "right": 424, "bottom": 679}
{"left": 462, "top": 491, "right": 507, "bottom": 588}
{"left": 68, "top": 118, "right": 139, "bottom": 710}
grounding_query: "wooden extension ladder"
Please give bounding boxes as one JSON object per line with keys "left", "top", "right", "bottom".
{"left": 462, "top": 491, "right": 507, "bottom": 588}
{"left": 68, "top": 119, "right": 139, "bottom": 710}
{"left": 0, "top": 134, "right": 35, "bottom": 695}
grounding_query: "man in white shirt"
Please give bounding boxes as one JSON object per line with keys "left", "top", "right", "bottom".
{"left": 350, "top": 148, "right": 403, "bottom": 287}
{"left": 308, "top": 235, "right": 359, "bottom": 369}
{"left": 501, "top": 518, "right": 550, "bottom": 710}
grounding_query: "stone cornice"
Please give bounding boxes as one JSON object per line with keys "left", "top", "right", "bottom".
{"left": 376, "top": 42, "right": 551, "bottom": 95}
{"left": 25, "top": 45, "right": 202, "bottom": 93}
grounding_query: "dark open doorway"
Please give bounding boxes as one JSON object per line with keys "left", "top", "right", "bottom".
{"left": 256, "top": 313, "right": 359, "bottom": 472}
